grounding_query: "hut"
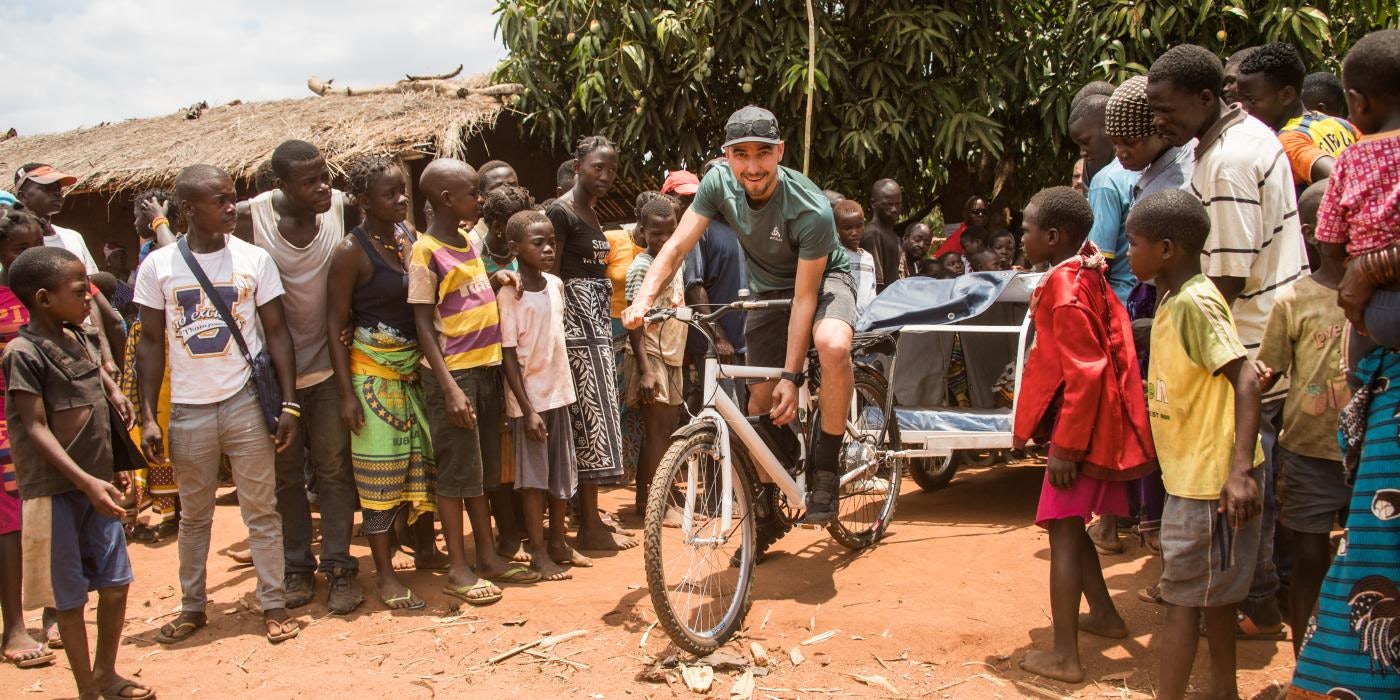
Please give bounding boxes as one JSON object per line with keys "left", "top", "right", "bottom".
{"left": 0, "top": 71, "right": 643, "bottom": 263}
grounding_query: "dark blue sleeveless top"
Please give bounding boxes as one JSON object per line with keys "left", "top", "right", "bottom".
{"left": 350, "top": 224, "right": 416, "bottom": 337}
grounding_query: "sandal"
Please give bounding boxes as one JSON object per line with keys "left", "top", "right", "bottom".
{"left": 125, "top": 523, "right": 157, "bottom": 543}
{"left": 490, "top": 563, "right": 541, "bottom": 585}
{"left": 264, "top": 617, "right": 300, "bottom": 644}
{"left": 1137, "top": 585, "right": 1164, "bottom": 606}
{"left": 1235, "top": 610, "right": 1287, "bottom": 640}
{"left": 443, "top": 579, "right": 502, "bottom": 607}
{"left": 102, "top": 675, "right": 156, "bottom": 699}
{"left": 380, "top": 588, "right": 426, "bottom": 611}
{"left": 4, "top": 645, "right": 55, "bottom": 668}
{"left": 154, "top": 613, "right": 206, "bottom": 644}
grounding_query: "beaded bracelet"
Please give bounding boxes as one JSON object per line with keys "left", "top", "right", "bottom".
{"left": 149, "top": 216, "right": 170, "bottom": 232}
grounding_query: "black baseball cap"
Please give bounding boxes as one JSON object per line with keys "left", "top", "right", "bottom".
{"left": 722, "top": 105, "right": 783, "bottom": 149}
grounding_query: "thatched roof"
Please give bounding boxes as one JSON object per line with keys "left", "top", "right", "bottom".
{"left": 0, "top": 73, "right": 510, "bottom": 195}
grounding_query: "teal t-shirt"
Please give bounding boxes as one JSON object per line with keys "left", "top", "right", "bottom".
{"left": 690, "top": 163, "right": 849, "bottom": 293}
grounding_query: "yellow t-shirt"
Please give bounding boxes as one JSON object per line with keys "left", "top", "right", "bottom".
{"left": 603, "top": 227, "right": 643, "bottom": 319}
{"left": 405, "top": 232, "right": 503, "bottom": 370}
{"left": 1147, "top": 274, "right": 1262, "bottom": 499}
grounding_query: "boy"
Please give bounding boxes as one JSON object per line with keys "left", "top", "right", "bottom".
{"left": 1070, "top": 94, "right": 1139, "bottom": 303}
{"left": 136, "top": 165, "right": 301, "bottom": 645}
{"left": 968, "top": 248, "right": 1005, "bottom": 273}
{"left": 624, "top": 198, "right": 687, "bottom": 519}
{"left": 409, "top": 158, "right": 525, "bottom": 607}
{"left": 960, "top": 225, "right": 990, "bottom": 273}
{"left": 1012, "top": 187, "right": 1155, "bottom": 684}
{"left": 1125, "top": 189, "right": 1263, "bottom": 700}
{"left": 834, "top": 200, "right": 876, "bottom": 313}
{"left": 932, "top": 251, "right": 964, "bottom": 278}
{"left": 1104, "top": 75, "right": 1193, "bottom": 201}
{"left": 237, "top": 140, "right": 364, "bottom": 612}
{"left": 1236, "top": 42, "right": 1358, "bottom": 188}
{"left": 1253, "top": 180, "right": 1349, "bottom": 655}
{"left": 498, "top": 211, "right": 578, "bottom": 580}
{"left": 5, "top": 247, "right": 152, "bottom": 699}
{"left": 988, "top": 229, "right": 1018, "bottom": 270}
{"left": 1300, "top": 71, "right": 1345, "bottom": 118}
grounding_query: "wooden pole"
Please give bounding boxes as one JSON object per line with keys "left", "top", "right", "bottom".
{"left": 803, "top": 0, "right": 816, "bottom": 175}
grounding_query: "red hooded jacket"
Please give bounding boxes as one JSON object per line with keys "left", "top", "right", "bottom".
{"left": 1012, "top": 244, "right": 1156, "bottom": 480}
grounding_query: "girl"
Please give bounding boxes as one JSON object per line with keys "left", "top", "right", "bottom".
{"left": 498, "top": 211, "right": 580, "bottom": 580}
{"left": 325, "top": 155, "right": 437, "bottom": 610}
{"left": 545, "top": 136, "right": 636, "bottom": 553}
{"left": 0, "top": 208, "right": 47, "bottom": 668}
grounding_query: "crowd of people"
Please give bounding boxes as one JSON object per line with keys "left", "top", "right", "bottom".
{"left": 0, "top": 28, "right": 1395, "bottom": 700}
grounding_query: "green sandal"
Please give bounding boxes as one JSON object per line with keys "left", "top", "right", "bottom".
{"left": 443, "top": 579, "right": 502, "bottom": 607}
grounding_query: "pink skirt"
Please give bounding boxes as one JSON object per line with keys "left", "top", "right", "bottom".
{"left": 1035, "top": 468, "right": 1128, "bottom": 528}
{"left": 0, "top": 488, "right": 19, "bottom": 535}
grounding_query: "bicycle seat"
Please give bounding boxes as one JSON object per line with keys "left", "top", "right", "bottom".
{"left": 851, "top": 332, "right": 896, "bottom": 357}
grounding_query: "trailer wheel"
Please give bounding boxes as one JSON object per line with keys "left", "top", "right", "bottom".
{"left": 906, "top": 452, "right": 960, "bottom": 491}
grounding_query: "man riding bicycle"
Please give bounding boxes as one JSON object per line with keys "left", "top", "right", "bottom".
{"left": 623, "top": 106, "right": 857, "bottom": 524}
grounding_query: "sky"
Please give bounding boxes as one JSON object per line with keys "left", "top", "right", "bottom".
{"left": 0, "top": 0, "right": 509, "bottom": 136}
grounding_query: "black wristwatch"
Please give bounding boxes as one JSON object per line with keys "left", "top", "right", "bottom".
{"left": 780, "top": 371, "right": 805, "bottom": 388}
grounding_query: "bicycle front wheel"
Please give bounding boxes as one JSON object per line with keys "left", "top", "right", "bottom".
{"left": 643, "top": 425, "right": 758, "bottom": 655}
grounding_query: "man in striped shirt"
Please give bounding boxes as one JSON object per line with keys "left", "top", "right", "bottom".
{"left": 1147, "top": 43, "right": 1307, "bottom": 640}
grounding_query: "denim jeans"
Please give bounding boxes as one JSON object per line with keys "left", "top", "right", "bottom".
{"left": 273, "top": 378, "right": 356, "bottom": 574}
{"left": 170, "top": 384, "right": 284, "bottom": 612}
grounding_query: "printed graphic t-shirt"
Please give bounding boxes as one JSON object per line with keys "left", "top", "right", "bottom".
{"left": 1147, "top": 274, "right": 1262, "bottom": 499}
{"left": 406, "top": 232, "right": 502, "bottom": 371}
{"left": 1255, "top": 276, "right": 1349, "bottom": 461}
{"left": 690, "top": 162, "right": 849, "bottom": 294}
{"left": 133, "top": 236, "right": 285, "bottom": 405}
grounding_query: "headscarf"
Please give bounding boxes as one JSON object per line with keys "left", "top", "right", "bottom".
{"left": 1105, "top": 75, "right": 1155, "bottom": 139}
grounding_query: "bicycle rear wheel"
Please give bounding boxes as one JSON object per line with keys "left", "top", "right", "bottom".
{"left": 643, "top": 425, "right": 757, "bottom": 655}
{"left": 824, "top": 364, "right": 901, "bottom": 550}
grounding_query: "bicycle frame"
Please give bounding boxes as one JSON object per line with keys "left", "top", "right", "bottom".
{"left": 684, "top": 353, "right": 810, "bottom": 542}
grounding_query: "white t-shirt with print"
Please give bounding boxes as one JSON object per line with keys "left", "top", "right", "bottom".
{"left": 133, "top": 236, "right": 285, "bottom": 405}
{"left": 847, "top": 247, "right": 877, "bottom": 313}
{"left": 46, "top": 225, "right": 99, "bottom": 275}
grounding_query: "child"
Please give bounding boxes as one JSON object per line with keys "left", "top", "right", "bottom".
{"left": 989, "top": 229, "right": 1018, "bottom": 270}
{"left": 497, "top": 210, "right": 579, "bottom": 580}
{"left": 0, "top": 209, "right": 47, "bottom": 669}
{"left": 136, "top": 165, "right": 300, "bottom": 645}
{"left": 834, "top": 200, "right": 876, "bottom": 312}
{"left": 1253, "top": 180, "right": 1350, "bottom": 655}
{"left": 1012, "top": 187, "right": 1155, "bottom": 684}
{"left": 1291, "top": 29, "right": 1400, "bottom": 698}
{"left": 933, "top": 251, "right": 965, "bottom": 278}
{"left": 968, "top": 248, "right": 1005, "bottom": 272}
{"left": 960, "top": 224, "right": 990, "bottom": 272}
{"left": 5, "top": 246, "right": 153, "bottom": 699}
{"left": 1126, "top": 189, "right": 1263, "bottom": 700}
{"left": 409, "top": 158, "right": 527, "bottom": 607}
{"left": 624, "top": 198, "right": 687, "bottom": 519}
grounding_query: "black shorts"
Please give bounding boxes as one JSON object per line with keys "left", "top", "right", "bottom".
{"left": 743, "top": 271, "right": 857, "bottom": 376}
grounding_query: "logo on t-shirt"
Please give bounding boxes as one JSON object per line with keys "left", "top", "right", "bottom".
{"left": 171, "top": 282, "right": 247, "bottom": 358}
{"left": 769, "top": 227, "right": 783, "bottom": 242}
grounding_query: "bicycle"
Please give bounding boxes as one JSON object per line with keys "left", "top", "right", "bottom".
{"left": 639, "top": 296, "right": 901, "bottom": 654}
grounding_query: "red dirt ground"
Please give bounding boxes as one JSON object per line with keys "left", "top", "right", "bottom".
{"left": 3, "top": 460, "right": 1296, "bottom": 699}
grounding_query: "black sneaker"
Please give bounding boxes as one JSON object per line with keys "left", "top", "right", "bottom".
{"left": 284, "top": 572, "right": 315, "bottom": 609}
{"left": 326, "top": 568, "right": 364, "bottom": 615}
{"left": 799, "top": 471, "right": 839, "bottom": 525}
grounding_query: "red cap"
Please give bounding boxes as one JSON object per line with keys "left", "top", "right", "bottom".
{"left": 14, "top": 163, "right": 77, "bottom": 188}
{"left": 661, "top": 170, "right": 700, "bottom": 196}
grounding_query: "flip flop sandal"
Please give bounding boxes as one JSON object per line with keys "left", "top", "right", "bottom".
{"left": 491, "top": 563, "right": 542, "bottom": 585}
{"left": 155, "top": 616, "right": 206, "bottom": 644}
{"left": 443, "top": 580, "right": 502, "bottom": 607}
{"left": 5, "top": 645, "right": 55, "bottom": 668}
{"left": 102, "top": 676, "right": 157, "bottom": 699}
{"left": 1235, "top": 611, "right": 1287, "bottom": 640}
{"left": 44, "top": 624, "right": 63, "bottom": 649}
{"left": 1137, "top": 585, "right": 1164, "bottom": 605}
{"left": 381, "top": 589, "right": 426, "bottom": 611}
{"left": 264, "top": 618, "right": 300, "bottom": 644}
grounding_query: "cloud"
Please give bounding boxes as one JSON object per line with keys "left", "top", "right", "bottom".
{"left": 0, "top": 0, "right": 508, "bottom": 136}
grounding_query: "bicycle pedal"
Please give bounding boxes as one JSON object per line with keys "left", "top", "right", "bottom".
{"left": 794, "top": 523, "right": 821, "bottom": 530}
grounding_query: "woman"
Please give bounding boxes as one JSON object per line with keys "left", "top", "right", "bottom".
{"left": 930, "top": 195, "right": 991, "bottom": 259}
{"left": 326, "top": 155, "right": 436, "bottom": 610}
{"left": 545, "top": 136, "right": 636, "bottom": 552}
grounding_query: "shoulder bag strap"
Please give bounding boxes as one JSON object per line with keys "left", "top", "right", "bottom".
{"left": 176, "top": 237, "right": 256, "bottom": 367}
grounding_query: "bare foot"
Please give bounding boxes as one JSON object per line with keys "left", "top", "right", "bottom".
{"left": 390, "top": 548, "right": 415, "bottom": 572}
{"left": 597, "top": 510, "right": 637, "bottom": 536}
{"left": 549, "top": 542, "right": 594, "bottom": 568}
{"left": 576, "top": 526, "right": 639, "bottom": 551}
{"left": 529, "top": 545, "right": 572, "bottom": 581}
{"left": 1078, "top": 610, "right": 1129, "bottom": 639}
{"left": 496, "top": 532, "right": 530, "bottom": 562}
{"left": 1087, "top": 519, "right": 1124, "bottom": 554}
{"left": 661, "top": 504, "right": 708, "bottom": 529}
{"left": 1019, "top": 649, "right": 1085, "bottom": 683}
